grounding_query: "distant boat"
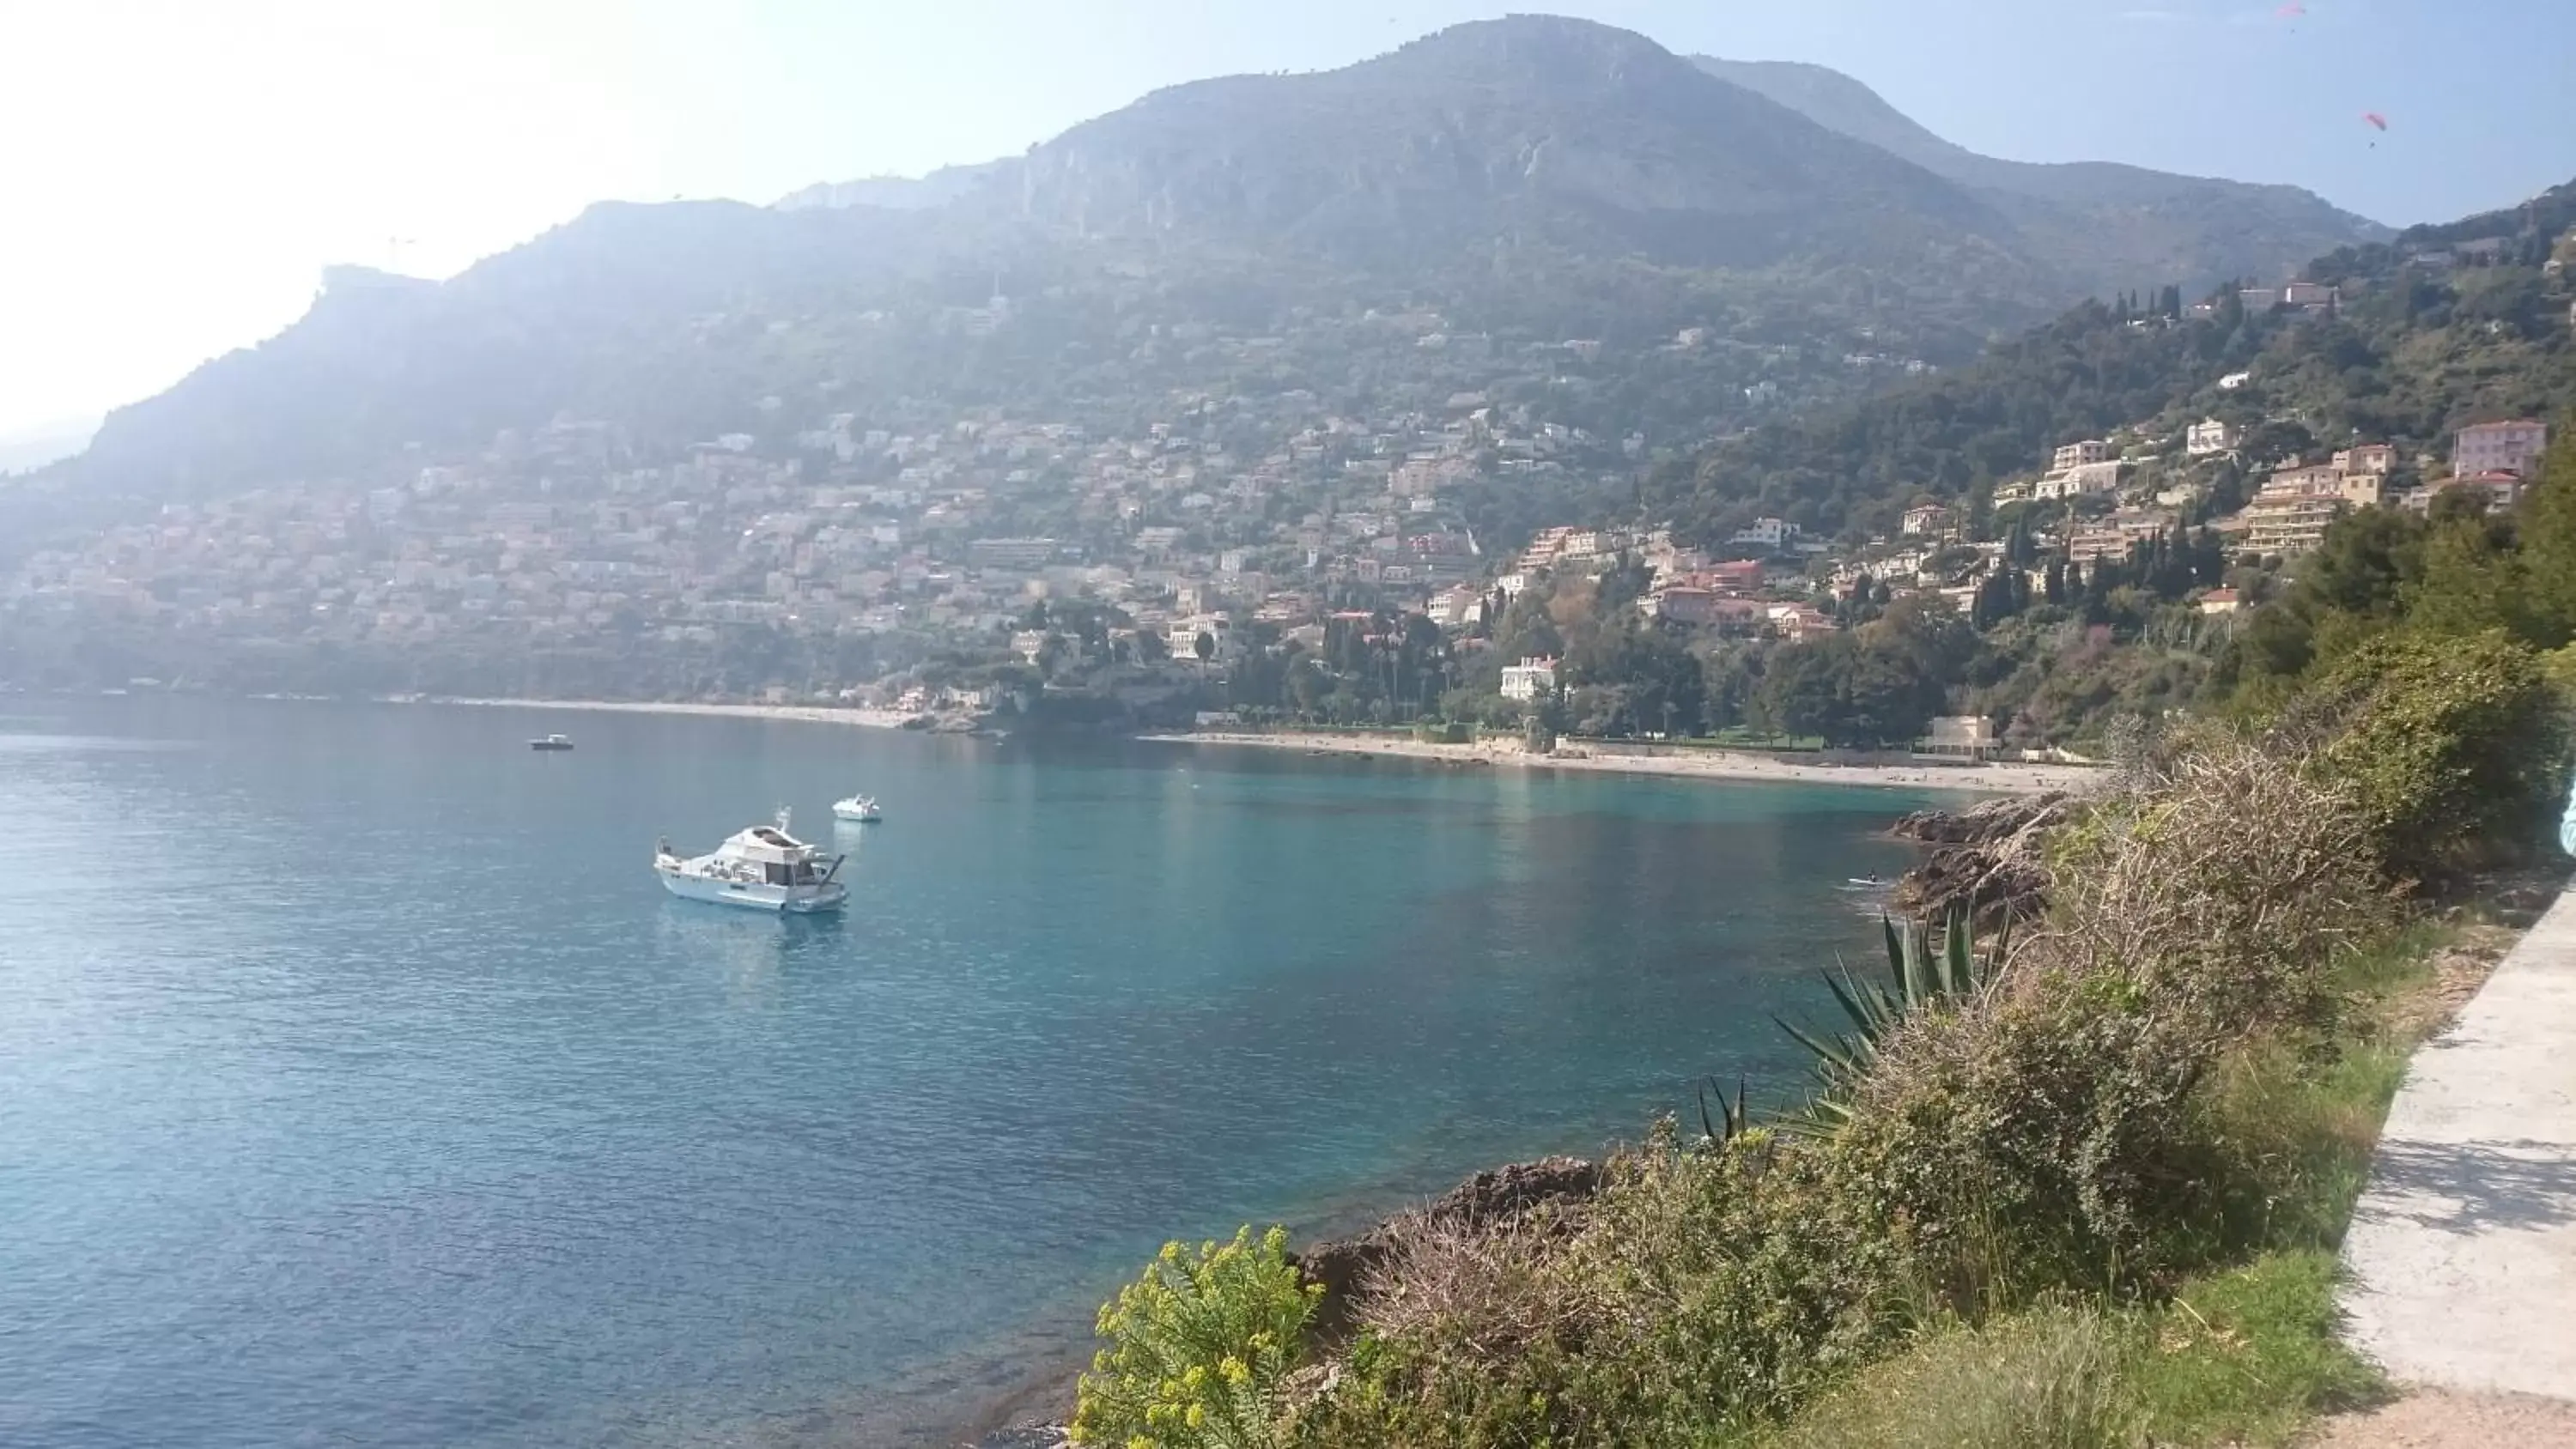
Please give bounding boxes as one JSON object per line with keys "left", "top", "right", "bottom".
{"left": 831, "top": 793, "right": 883, "bottom": 823}
{"left": 529, "top": 734, "right": 574, "bottom": 751}
{"left": 654, "top": 809, "right": 847, "bottom": 913}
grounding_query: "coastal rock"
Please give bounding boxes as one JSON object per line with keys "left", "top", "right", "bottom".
{"left": 1892, "top": 791, "right": 2076, "bottom": 925}
{"left": 1892, "top": 791, "right": 2069, "bottom": 846}
{"left": 1295, "top": 1155, "right": 1602, "bottom": 1337}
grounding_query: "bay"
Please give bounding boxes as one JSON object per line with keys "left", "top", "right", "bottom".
{"left": 0, "top": 697, "right": 1939, "bottom": 1447}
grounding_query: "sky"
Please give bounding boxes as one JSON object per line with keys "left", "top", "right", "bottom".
{"left": 3, "top": 0, "right": 2573, "bottom": 449}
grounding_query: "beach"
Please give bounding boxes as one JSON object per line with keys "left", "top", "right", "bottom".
{"left": 1139, "top": 731, "right": 2099, "bottom": 795}
{"left": 414, "top": 700, "right": 2094, "bottom": 795}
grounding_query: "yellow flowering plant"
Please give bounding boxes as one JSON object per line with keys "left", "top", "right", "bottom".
{"left": 1069, "top": 1224, "right": 1321, "bottom": 1449}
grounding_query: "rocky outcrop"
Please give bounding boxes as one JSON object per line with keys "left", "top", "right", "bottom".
{"left": 1294, "top": 1156, "right": 1603, "bottom": 1337}
{"left": 1892, "top": 791, "right": 2068, "bottom": 846}
{"left": 1892, "top": 791, "right": 2075, "bottom": 925}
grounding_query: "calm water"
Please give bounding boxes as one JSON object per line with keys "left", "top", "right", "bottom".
{"left": 0, "top": 698, "right": 1940, "bottom": 1448}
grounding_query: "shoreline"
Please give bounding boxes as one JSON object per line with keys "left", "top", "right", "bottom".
{"left": 395, "top": 699, "right": 2094, "bottom": 796}
{"left": 416, "top": 696, "right": 921, "bottom": 731}
{"left": 1141, "top": 730, "right": 2099, "bottom": 796}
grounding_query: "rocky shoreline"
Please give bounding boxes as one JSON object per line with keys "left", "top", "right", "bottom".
{"left": 1888, "top": 790, "right": 2076, "bottom": 925}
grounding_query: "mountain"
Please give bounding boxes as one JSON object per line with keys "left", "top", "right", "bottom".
{"left": 1002, "top": 18, "right": 2024, "bottom": 275}
{"left": 774, "top": 161, "right": 1010, "bottom": 212}
{"left": 52, "top": 15, "right": 2388, "bottom": 507}
{"left": 1692, "top": 56, "right": 2387, "bottom": 295}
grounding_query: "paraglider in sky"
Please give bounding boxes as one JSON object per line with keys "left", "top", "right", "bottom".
{"left": 2361, "top": 111, "right": 2388, "bottom": 149}
{"left": 2275, "top": 2, "right": 2306, "bottom": 16}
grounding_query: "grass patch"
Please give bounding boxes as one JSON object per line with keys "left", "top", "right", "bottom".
{"left": 1752, "top": 1303, "right": 2138, "bottom": 1449}
{"left": 2129, "top": 1252, "right": 2385, "bottom": 1446}
{"left": 1749, "top": 1253, "right": 2382, "bottom": 1449}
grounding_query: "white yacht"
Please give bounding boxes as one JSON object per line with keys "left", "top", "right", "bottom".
{"left": 654, "top": 809, "right": 848, "bottom": 912}
{"left": 831, "top": 793, "right": 883, "bottom": 824}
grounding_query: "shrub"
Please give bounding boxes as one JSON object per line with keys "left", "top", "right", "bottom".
{"left": 1071, "top": 1226, "right": 1321, "bottom": 1449}
{"left": 2287, "top": 627, "right": 2568, "bottom": 878}
{"left": 1354, "top": 1208, "right": 1586, "bottom": 1368}
{"left": 1826, "top": 976, "right": 2226, "bottom": 1300}
{"left": 1301, "top": 1126, "right": 1902, "bottom": 1446}
{"left": 2035, "top": 723, "right": 2386, "bottom": 1040}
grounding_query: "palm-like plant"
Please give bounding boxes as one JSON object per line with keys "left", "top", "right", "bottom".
{"left": 1775, "top": 907, "right": 2001, "bottom": 1136}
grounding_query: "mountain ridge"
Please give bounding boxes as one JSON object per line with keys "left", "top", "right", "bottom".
{"left": 52, "top": 14, "right": 2388, "bottom": 506}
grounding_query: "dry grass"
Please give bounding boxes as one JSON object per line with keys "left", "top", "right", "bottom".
{"left": 2025, "top": 727, "right": 2391, "bottom": 1034}
{"left": 1760, "top": 1302, "right": 2139, "bottom": 1449}
{"left": 1354, "top": 1205, "right": 1590, "bottom": 1366}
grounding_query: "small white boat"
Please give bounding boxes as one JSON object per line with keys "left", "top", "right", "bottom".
{"left": 654, "top": 808, "right": 848, "bottom": 913}
{"left": 530, "top": 733, "right": 574, "bottom": 751}
{"left": 831, "top": 793, "right": 883, "bottom": 823}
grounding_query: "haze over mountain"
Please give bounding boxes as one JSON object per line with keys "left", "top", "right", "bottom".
{"left": 1690, "top": 55, "right": 2386, "bottom": 292}
{"left": 52, "top": 15, "right": 2384, "bottom": 510}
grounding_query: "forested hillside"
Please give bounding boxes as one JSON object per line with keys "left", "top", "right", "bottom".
{"left": 1654, "top": 179, "right": 2576, "bottom": 544}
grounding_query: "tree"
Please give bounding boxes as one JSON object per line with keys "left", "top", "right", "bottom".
{"left": 1193, "top": 629, "right": 1216, "bottom": 680}
{"left": 2510, "top": 427, "right": 2576, "bottom": 646}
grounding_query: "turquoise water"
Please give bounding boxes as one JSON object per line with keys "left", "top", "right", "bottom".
{"left": 0, "top": 698, "right": 1937, "bottom": 1447}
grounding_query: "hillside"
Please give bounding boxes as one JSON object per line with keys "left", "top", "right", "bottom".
{"left": 1692, "top": 56, "right": 2387, "bottom": 296}
{"left": 49, "top": 15, "right": 2383, "bottom": 514}
{"left": 1649, "top": 178, "right": 2576, "bottom": 545}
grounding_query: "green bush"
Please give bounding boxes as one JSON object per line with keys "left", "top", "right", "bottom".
{"left": 2290, "top": 627, "right": 2568, "bottom": 877}
{"left": 1072, "top": 1226, "right": 1321, "bottom": 1449}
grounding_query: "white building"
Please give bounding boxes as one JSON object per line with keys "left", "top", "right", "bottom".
{"left": 2186, "top": 419, "right": 2239, "bottom": 458}
{"left": 1499, "top": 657, "right": 1558, "bottom": 701}
{"left": 1916, "top": 715, "right": 1997, "bottom": 761}
{"left": 1727, "top": 517, "right": 1801, "bottom": 551}
{"left": 1167, "top": 614, "right": 1236, "bottom": 661}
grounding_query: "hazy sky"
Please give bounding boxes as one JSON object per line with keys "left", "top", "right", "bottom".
{"left": 4, "top": 0, "right": 2572, "bottom": 445}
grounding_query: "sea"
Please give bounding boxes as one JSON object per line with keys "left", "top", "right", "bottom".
{"left": 0, "top": 696, "right": 1944, "bottom": 1448}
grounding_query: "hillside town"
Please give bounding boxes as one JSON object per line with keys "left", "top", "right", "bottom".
{"left": 4, "top": 227, "right": 2568, "bottom": 745}
{"left": 0, "top": 372, "right": 2554, "bottom": 726}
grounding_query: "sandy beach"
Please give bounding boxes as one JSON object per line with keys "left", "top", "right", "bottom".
{"left": 1141, "top": 731, "right": 2099, "bottom": 795}
{"left": 411, "top": 700, "right": 2093, "bottom": 795}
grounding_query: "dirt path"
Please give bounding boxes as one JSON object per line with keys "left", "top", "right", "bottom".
{"left": 2307, "top": 1387, "right": 2576, "bottom": 1446}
